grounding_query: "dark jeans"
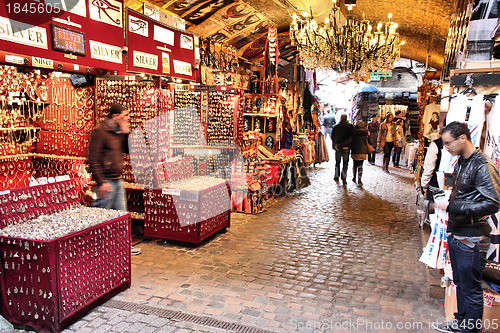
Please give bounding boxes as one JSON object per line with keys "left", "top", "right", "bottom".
{"left": 335, "top": 148, "right": 350, "bottom": 181}
{"left": 392, "top": 146, "right": 402, "bottom": 166}
{"left": 383, "top": 141, "right": 394, "bottom": 159}
{"left": 448, "top": 235, "right": 490, "bottom": 333}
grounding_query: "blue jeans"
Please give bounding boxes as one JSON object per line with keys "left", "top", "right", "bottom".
{"left": 335, "top": 148, "right": 350, "bottom": 181}
{"left": 93, "top": 179, "right": 127, "bottom": 211}
{"left": 448, "top": 235, "right": 490, "bottom": 333}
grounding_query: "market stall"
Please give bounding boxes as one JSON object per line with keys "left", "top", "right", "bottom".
{"left": 0, "top": 180, "right": 131, "bottom": 332}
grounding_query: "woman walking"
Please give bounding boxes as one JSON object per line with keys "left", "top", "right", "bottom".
{"left": 377, "top": 113, "right": 396, "bottom": 173}
{"left": 350, "top": 120, "right": 369, "bottom": 185}
{"left": 393, "top": 118, "right": 406, "bottom": 167}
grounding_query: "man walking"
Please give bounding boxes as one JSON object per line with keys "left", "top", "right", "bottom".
{"left": 322, "top": 109, "right": 336, "bottom": 142}
{"left": 367, "top": 114, "right": 379, "bottom": 165}
{"left": 432, "top": 122, "right": 500, "bottom": 333}
{"left": 87, "top": 104, "right": 141, "bottom": 255}
{"left": 332, "top": 114, "right": 353, "bottom": 184}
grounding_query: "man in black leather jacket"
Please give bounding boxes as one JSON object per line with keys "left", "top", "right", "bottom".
{"left": 433, "top": 122, "right": 500, "bottom": 333}
{"left": 332, "top": 114, "right": 353, "bottom": 184}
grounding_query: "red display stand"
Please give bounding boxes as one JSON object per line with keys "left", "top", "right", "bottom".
{"left": 0, "top": 181, "right": 131, "bottom": 332}
{"left": 144, "top": 182, "right": 231, "bottom": 244}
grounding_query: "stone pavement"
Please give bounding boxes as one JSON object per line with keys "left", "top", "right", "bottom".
{"left": 15, "top": 152, "right": 446, "bottom": 333}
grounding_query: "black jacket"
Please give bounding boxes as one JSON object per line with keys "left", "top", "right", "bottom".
{"left": 332, "top": 121, "right": 353, "bottom": 149}
{"left": 350, "top": 127, "right": 369, "bottom": 154}
{"left": 447, "top": 149, "right": 500, "bottom": 237}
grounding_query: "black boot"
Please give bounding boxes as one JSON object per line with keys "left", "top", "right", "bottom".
{"left": 352, "top": 165, "right": 357, "bottom": 183}
{"left": 358, "top": 167, "right": 363, "bottom": 185}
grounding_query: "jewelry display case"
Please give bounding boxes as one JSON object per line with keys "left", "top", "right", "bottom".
{"left": 0, "top": 180, "right": 131, "bottom": 332}
{"left": 144, "top": 179, "right": 231, "bottom": 244}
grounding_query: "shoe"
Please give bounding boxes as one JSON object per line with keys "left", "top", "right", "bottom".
{"left": 131, "top": 246, "right": 141, "bottom": 255}
{"left": 358, "top": 179, "right": 363, "bottom": 185}
{"left": 431, "top": 320, "right": 460, "bottom": 333}
{"left": 352, "top": 177, "right": 356, "bottom": 183}
{"left": 369, "top": 162, "right": 375, "bottom": 165}
{"left": 334, "top": 177, "right": 339, "bottom": 182}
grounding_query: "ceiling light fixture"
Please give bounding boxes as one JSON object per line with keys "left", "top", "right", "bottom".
{"left": 289, "top": 0, "right": 404, "bottom": 74}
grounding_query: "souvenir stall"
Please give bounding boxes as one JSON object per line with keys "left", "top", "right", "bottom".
{"left": 0, "top": 0, "right": 137, "bottom": 330}
{"left": 140, "top": 84, "right": 241, "bottom": 243}
{"left": 0, "top": 180, "right": 131, "bottom": 332}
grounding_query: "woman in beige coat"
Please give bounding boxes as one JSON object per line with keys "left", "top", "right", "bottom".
{"left": 377, "top": 113, "right": 396, "bottom": 172}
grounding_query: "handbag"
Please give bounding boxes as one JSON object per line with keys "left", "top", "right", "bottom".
{"left": 366, "top": 138, "right": 375, "bottom": 153}
{"left": 483, "top": 260, "right": 500, "bottom": 285}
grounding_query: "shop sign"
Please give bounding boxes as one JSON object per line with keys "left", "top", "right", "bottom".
{"left": 154, "top": 25, "right": 174, "bottom": 46}
{"left": 89, "top": 0, "right": 123, "bottom": 27}
{"left": 173, "top": 60, "right": 192, "bottom": 76}
{"left": 51, "top": 24, "right": 86, "bottom": 56}
{"left": 180, "top": 191, "right": 198, "bottom": 202}
{"left": 64, "top": 0, "right": 87, "bottom": 17}
{"left": 370, "top": 71, "right": 392, "bottom": 81}
{"left": 129, "top": 16, "right": 148, "bottom": 37}
{"left": 143, "top": 2, "right": 160, "bottom": 21}
{"left": 0, "top": 16, "right": 47, "bottom": 49}
{"left": 89, "top": 40, "right": 122, "bottom": 64}
{"left": 162, "top": 188, "right": 180, "bottom": 196}
{"left": 32, "top": 56, "right": 54, "bottom": 69}
{"left": 180, "top": 34, "right": 193, "bottom": 50}
{"left": 133, "top": 50, "right": 158, "bottom": 70}
{"left": 161, "top": 52, "right": 170, "bottom": 74}
{"left": 5, "top": 54, "right": 24, "bottom": 65}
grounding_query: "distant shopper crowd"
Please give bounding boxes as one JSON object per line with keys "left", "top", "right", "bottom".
{"left": 321, "top": 111, "right": 406, "bottom": 185}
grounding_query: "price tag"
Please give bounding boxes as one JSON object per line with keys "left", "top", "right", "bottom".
{"left": 0, "top": 190, "right": 10, "bottom": 196}
{"left": 38, "top": 177, "right": 48, "bottom": 185}
{"left": 55, "top": 176, "right": 66, "bottom": 182}
{"left": 162, "top": 188, "right": 180, "bottom": 196}
{"left": 47, "top": 177, "right": 56, "bottom": 183}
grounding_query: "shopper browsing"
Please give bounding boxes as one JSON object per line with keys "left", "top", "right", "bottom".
{"left": 87, "top": 104, "right": 141, "bottom": 255}
{"left": 378, "top": 113, "right": 396, "bottom": 173}
{"left": 432, "top": 121, "right": 500, "bottom": 333}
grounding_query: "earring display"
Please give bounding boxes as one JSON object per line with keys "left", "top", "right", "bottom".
{"left": 143, "top": 180, "right": 230, "bottom": 244}
{"left": 0, "top": 179, "right": 131, "bottom": 332}
{"left": 173, "top": 90, "right": 201, "bottom": 146}
{"left": 207, "top": 91, "right": 234, "bottom": 144}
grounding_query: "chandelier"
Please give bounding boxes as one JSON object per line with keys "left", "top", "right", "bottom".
{"left": 289, "top": 0, "right": 405, "bottom": 74}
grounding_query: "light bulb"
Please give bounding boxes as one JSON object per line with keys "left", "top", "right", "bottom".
{"left": 401, "top": 40, "right": 406, "bottom": 45}
{"left": 388, "top": 13, "right": 393, "bottom": 19}
{"left": 348, "top": 4, "right": 353, "bottom": 11}
{"left": 377, "top": 22, "right": 382, "bottom": 30}
{"left": 325, "top": 17, "right": 329, "bottom": 24}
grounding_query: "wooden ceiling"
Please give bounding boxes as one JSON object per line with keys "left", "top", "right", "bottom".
{"left": 124, "top": 0, "right": 455, "bottom": 70}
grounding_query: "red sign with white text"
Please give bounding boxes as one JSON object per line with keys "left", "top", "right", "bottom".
{"left": 0, "top": 0, "right": 125, "bottom": 72}
{"left": 126, "top": 9, "right": 195, "bottom": 80}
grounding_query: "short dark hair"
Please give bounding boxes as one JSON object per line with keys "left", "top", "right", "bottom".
{"left": 108, "top": 104, "right": 126, "bottom": 118}
{"left": 441, "top": 121, "right": 471, "bottom": 140}
{"left": 371, "top": 114, "right": 378, "bottom": 118}
{"left": 340, "top": 114, "right": 348, "bottom": 122}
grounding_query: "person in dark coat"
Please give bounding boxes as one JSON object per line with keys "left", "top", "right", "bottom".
{"left": 350, "top": 120, "right": 369, "bottom": 185}
{"left": 367, "top": 114, "right": 379, "bottom": 165}
{"left": 332, "top": 114, "right": 353, "bottom": 184}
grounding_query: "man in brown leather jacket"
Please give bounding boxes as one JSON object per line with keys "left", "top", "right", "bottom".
{"left": 87, "top": 104, "right": 129, "bottom": 211}
{"left": 433, "top": 121, "right": 500, "bottom": 333}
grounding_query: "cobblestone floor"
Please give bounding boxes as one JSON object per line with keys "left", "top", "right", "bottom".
{"left": 15, "top": 152, "right": 446, "bottom": 333}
